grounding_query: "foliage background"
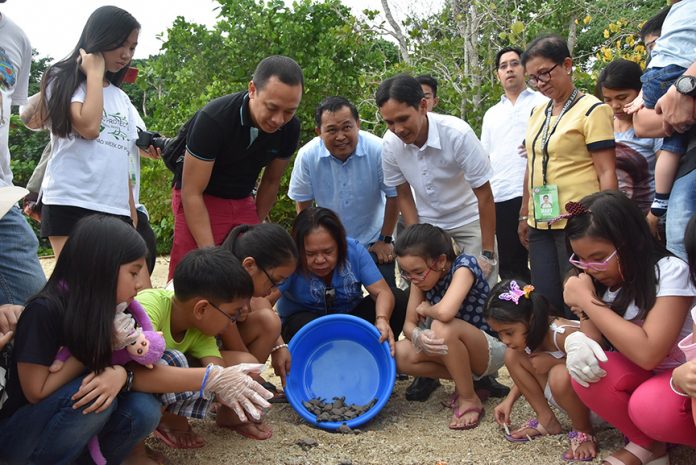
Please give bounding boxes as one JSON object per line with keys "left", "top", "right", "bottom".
{"left": 8, "top": 0, "right": 667, "bottom": 255}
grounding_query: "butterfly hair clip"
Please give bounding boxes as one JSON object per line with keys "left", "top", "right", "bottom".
{"left": 499, "top": 280, "right": 535, "bottom": 305}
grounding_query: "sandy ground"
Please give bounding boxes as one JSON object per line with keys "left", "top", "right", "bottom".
{"left": 38, "top": 257, "right": 696, "bottom": 465}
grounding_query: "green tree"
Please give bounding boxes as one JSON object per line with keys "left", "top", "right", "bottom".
{"left": 136, "top": 0, "right": 399, "bottom": 250}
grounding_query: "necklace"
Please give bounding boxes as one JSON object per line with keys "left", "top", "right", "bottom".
{"left": 540, "top": 88, "right": 579, "bottom": 185}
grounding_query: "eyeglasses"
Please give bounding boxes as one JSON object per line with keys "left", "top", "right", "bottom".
{"left": 568, "top": 250, "right": 618, "bottom": 272}
{"left": 209, "top": 301, "right": 240, "bottom": 324}
{"left": 526, "top": 63, "right": 559, "bottom": 87}
{"left": 399, "top": 265, "right": 437, "bottom": 283}
{"left": 260, "top": 266, "right": 287, "bottom": 288}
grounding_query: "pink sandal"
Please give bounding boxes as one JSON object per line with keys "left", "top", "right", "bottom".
{"left": 504, "top": 418, "right": 550, "bottom": 443}
{"left": 562, "top": 431, "right": 598, "bottom": 462}
{"left": 602, "top": 442, "right": 669, "bottom": 465}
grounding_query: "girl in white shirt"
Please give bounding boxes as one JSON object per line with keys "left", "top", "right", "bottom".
{"left": 563, "top": 190, "right": 696, "bottom": 464}
{"left": 36, "top": 6, "right": 142, "bottom": 258}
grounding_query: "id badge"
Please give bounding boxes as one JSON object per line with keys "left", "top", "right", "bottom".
{"left": 533, "top": 185, "right": 560, "bottom": 221}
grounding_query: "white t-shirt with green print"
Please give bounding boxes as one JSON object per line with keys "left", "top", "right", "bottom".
{"left": 42, "top": 82, "right": 139, "bottom": 216}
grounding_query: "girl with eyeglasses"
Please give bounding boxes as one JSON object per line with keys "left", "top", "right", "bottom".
{"left": 563, "top": 190, "right": 696, "bottom": 464}
{"left": 219, "top": 223, "right": 298, "bottom": 436}
{"left": 519, "top": 34, "right": 617, "bottom": 316}
{"left": 276, "top": 207, "right": 407, "bottom": 353}
{"left": 393, "top": 223, "right": 506, "bottom": 431}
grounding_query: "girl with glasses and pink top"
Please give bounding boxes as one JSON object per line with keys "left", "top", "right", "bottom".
{"left": 563, "top": 190, "right": 696, "bottom": 465}
{"left": 393, "top": 223, "right": 506, "bottom": 431}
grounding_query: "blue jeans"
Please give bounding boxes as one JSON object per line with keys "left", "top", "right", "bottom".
{"left": 641, "top": 65, "right": 688, "bottom": 155}
{"left": 666, "top": 167, "right": 696, "bottom": 261}
{"left": 0, "top": 206, "right": 45, "bottom": 305}
{"left": 0, "top": 376, "right": 161, "bottom": 465}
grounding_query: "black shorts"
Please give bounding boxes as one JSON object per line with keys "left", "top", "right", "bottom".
{"left": 40, "top": 204, "right": 132, "bottom": 237}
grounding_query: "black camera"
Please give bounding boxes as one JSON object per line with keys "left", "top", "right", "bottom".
{"left": 136, "top": 127, "right": 169, "bottom": 151}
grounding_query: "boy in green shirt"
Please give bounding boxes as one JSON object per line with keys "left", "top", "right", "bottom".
{"left": 137, "top": 247, "right": 263, "bottom": 447}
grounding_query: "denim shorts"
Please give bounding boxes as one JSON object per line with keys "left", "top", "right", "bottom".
{"left": 640, "top": 65, "right": 686, "bottom": 109}
{"left": 640, "top": 65, "right": 689, "bottom": 155}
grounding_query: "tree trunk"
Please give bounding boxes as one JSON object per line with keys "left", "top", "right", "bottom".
{"left": 381, "top": 0, "right": 410, "bottom": 64}
{"left": 567, "top": 14, "right": 577, "bottom": 56}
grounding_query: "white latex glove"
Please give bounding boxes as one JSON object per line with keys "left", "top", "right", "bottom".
{"left": 564, "top": 332, "right": 608, "bottom": 388}
{"left": 411, "top": 327, "right": 448, "bottom": 355}
{"left": 203, "top": 363, "right": 273, "bottom": 422}
{"left": 113, "top": 303, "right": 140, "bottom": 349}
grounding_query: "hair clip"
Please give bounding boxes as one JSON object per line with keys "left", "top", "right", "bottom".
{"left": 523, "top": 284, "right": 534, "bottom": 298}
{"left": 548, "top": 201, "right": 590, "bottom": 225}
{"left": 499, "top": 281, "right": 525, "bottom": 304}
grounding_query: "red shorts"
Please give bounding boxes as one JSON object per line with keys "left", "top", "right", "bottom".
{"left": 168, "top": 188, "right": 259, "bottom": 280}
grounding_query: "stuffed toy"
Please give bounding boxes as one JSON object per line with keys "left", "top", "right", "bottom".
{"left": 53, "top": 299, "right": 165, "bottom": 465}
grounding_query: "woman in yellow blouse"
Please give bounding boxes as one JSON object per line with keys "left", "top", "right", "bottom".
{"left": 518, "top": 34, "right": 617, "bottom": 314}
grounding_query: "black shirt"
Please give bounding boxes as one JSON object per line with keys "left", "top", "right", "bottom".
{"left": 0, "top": 298, "right": 64, "bottom": 419}
{"left": 180, "top": 91, "right": 301, "bottom": 199}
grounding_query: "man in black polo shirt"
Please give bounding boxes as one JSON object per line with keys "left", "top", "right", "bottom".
{"left": 168, "top": 55, "right": 303, "bottom": 279}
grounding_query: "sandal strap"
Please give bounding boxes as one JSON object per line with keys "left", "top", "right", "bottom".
{"left": 568, "top": 431, "right": 596, "bottom": 453}
{"left": 624, "top": 442, "right": 655, "bottom": 464}
{"left": 524, "top": 418, "right": 549, "bottom": 436}
{"left": 511, "top": 418, "right": 549, "bottom": 437}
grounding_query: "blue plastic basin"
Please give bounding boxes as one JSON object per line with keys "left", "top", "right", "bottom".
{"left": 285, "top": 314, "right": 396, "bottom": 431}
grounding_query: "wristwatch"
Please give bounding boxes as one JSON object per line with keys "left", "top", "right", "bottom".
{"left": 675, "top": 75, "right": 696, "bottom": 98}
{"left": 378, "top": 234, "right": 393, "bottom": 244}
{"left": 482, "top": 250, "right": 495, "bottom": 260}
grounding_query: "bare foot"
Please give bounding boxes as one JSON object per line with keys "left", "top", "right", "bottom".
{"left": 153, "top": 412, "right": 205, "bottom": 449}
{"left": 221, "top": 420, "right": 273, "bottom": 440}
{"left": 216, "top": 404, "right": 273, "bottom": 440}
{"left": 449, "top": 396, "right": 484, "bottom": 430}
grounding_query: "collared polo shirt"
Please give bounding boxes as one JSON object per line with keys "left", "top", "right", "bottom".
{"left": 288, "top": 130, "right": 396, "bottom": 246}
{"left": 381, "top": 112, "right": 493, "bottom": 230}
{"left": 481, "top": 88, "right": 547, "bottom": 202}
{"left": 182, "top": 91, "right": 301, "bottom": 199}
{"left": 525, "top": 94, "right": 615, "bottom": 229}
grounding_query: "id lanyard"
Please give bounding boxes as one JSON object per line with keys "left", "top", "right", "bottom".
{"left": 539, "top": 87, "right": 579, "bottom": 186}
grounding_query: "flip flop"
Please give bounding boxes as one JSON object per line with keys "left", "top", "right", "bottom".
{"left": 153, "top": 424, "right": 205, "bottom": 449}
{"left": 504, "top": 418, "right": 550, "bottom": 443}
{"left": 562, "top": 431, "right": 597, "bottom": 462}
{"left": 449, "top": 406, "right": 485, "bottom": 430}
{"left": 602, "top": 442, "right": 670, "bottom": 465}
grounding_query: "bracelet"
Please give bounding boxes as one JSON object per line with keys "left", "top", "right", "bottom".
{"left": 122, "top": 369, "right": 134, "bottom": 392}
{"left": 199, "top": 363, "right": 213, "bottom": 398}
{"left": 518, "top": 215, "right": 528, "bottom": 222}
{"left": 375, "top": 315, "right": 389, "bottom": 322}
{"left": 271, "top": 343, "right": 288, "bottom": 353}
{"left": 670, "top": 376, "right": 690, "bottom": 397}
